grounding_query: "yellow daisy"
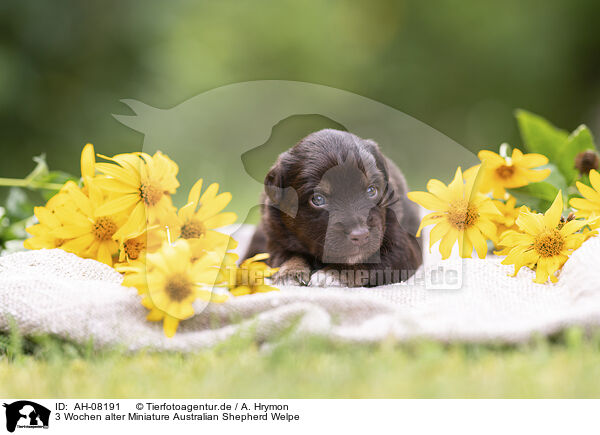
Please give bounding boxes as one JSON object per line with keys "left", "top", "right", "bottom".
{"left": 491, "top": 196, "right": 521, "bottom": 236}
{"left": 50, "top": 182, "right": 128, "bottom": 265}
{"left": 172, "top": 179, "right": 238, "bottom": 256}
{"left": 464, "top": 147, "right": 551, "bottom": 199}
{"left": 500, "top": 191, "right": 592, "bottom": 284}
{"left": 94, "top": 151, "right": 179, "bottom": 231}
{"left": 226, "top": 253, "right": 279, "bottom": 296}
{"left": 490, "top": 196, "right": 532, "bottom": 254}
{"left": 173, "top": 180, "right": 237, "bottom": 239}
{"left": 407, "top": 167, "right": 501, "bottom": 259}
{"left": 120, "top": 239, "right": 228, "bottom": 337}
{"left": 114, "top": 224, "right": 163, "bottom": 263}
{"left": 26, "top": 144, "right": 99, "bottom": 251}
{"left": 569, "top": 169, "right": 600, "bottom": 220}
{"left": 24, "top": 188, "right": 72, "bottom": 250}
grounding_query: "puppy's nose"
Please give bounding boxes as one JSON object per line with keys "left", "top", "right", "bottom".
{"left": 349, "top": 227, "right": 369, "bottom": 246}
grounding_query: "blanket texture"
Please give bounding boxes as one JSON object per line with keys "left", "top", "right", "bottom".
{"left": 1, "top": 225, "right": 599, "bottom": 351}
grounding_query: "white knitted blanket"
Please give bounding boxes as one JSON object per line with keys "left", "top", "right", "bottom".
{"left": 1, "top": 225, "right": 600, "bottom": 351}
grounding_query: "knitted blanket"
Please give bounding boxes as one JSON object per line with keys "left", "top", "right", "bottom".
{"left": 1, "top": 225, "right": 599, "bottom": 351}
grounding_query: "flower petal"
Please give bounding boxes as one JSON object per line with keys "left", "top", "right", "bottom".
{"left": 81, "top": 143, "right": 95, "bottom": 179}
{"left": 426, "top": 179, "right": 451, "bottom": 200}
{"left": 429, "top": 221, "right": 451, "bottom": 250}
{"left": 447, "top": 167, "right": 465, "bottom": 200}
{"left": 438, "top": 228, "right": 458, "bottom": 259}
{"left": 478, "top": 150, "right": 505, "bottom": 166}
{"left": 95, "top": 162, "right": 140, "bottom": 187}
{"left": 407, "top": 191, "right": 448, "bottom": 211}
{"left": 576, "top": 182, "right": 600, "bottom": 203}
{"left": 589, "top": 169, "right": 600, "bottom": 192}
{"left": 203, "top": 212, "right": 237, "bottom": 229}
{"left": 163, "top": 315, "right": 179, "bottom": 338}
{"left": 543, "top": 191, "right": 563, "bottom": 228}
{"left": 516, "top": 211, "right": 544, "bottom": 235}
{"left": 95, "top": 194, "right": 139, "bottom": 216}
{"left": 569, "top": 197, "right": 598, "bottom": 211}
{"left": 513, "top": 150, "right": 548, "bottom": 168}
{"left": 186, "top": 179, "right": 203, "bottom": 210}
{"left": 559, "top": 219, "right": 588, "bottom": 236}
{"left": 467, "top": 227, "right": 488, "bottom": 259}
{"left": 415, "top": 212, "right": 445, "bottom": 237}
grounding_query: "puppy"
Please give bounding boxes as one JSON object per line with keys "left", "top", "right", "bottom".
{"left": 244, "top": 129, "right": 422, "bottom": 287}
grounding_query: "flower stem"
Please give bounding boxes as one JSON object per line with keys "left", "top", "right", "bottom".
{"left": 0, "top": 177, "right": 64, "bottom": 191}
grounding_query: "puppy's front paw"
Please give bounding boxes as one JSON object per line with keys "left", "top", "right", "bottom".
{"left": 273, "top": 257, "right": 311, "bottom": 286}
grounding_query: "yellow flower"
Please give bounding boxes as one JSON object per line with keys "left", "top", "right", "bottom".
{"left": 172, "top": 179, "right": 237, "bottom": 246}
{"left": 491, "top": 196, "right": 521, "bottom": 235}
{"left": 94, "top": 151, "right": 179, "bottom": 231}
{"left": 24, "top": 188, "right": 72, "bottom": 250}
{"left": 227, "top": 253, "right": 279, "bottom": 296}
{"left": 407, "top": 167, "right": 501, "bottom": 259}
{"left": 158, "top": 179, "right": 238, "bottom": 264}
{"left": 119, "top": 239, "right": 228, "bottom": 337}
{"left": 114, "top": 224, "right": 163, "bottom": 263}
{"left": 490, "top": 196, "right": 532, "bottom": 254}
{"left": 464, "top": 147, "right": 551, "bottom": 199}
{"left": 500, "top": 191, "right": 591, "bottom": 284}
{"left": 26, "top": 144, "right": 98, "bottom": 251}
{"left": 569, "top": 169, "right": 600, "bottom": 220}
{"left": 50, "top": 182, "right": 128, "bottom": 266}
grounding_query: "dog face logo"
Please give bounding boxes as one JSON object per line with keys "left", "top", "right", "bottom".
{"left": 2, "top": 401, "right": 50, "bottom": 433}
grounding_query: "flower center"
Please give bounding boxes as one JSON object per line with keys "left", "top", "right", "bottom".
{"left": 140, "top": 183, "right": 163, "bottom": 206}
{"left": 495, "top": 164, "right": 515, "bottom": 179}
{"left": 447, "top": 200, "right": 478, "bottom": 230}
{"left": 534, "top": 228, "right": 564, "bottom": 257}
{"left": 124, "top": 239, "right": 145, "bottom": 260}
{"left": 93, "top": 217, "right": 117, "bottom": 241}
{"left": 164, "top": 275, "right": 193, "bottom": 302}
{"left": 180, "top": 219, "right": 205, "bottom": 239}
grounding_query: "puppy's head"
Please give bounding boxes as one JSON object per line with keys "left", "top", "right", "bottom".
{"left": 265, "top": 129, "right": 395, "bottom": 264}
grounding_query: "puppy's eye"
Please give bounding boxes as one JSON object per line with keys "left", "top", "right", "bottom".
{"left": 366, "top": 185, "right": 378, "bottom": 198}
{"left": 311, "top": 193, "right": 327, "bottom": 207}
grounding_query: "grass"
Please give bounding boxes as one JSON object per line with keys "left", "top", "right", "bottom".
{"left": 1, "top": 326, "right": 600, "bottom": 398}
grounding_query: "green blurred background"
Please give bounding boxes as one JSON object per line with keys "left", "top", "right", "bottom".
{"left": 2, "top": 0, "right": 600, "bottom": 213}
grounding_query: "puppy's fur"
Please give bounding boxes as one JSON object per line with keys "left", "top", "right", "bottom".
{"left": 244, "top": 129, "right": 422, "bottom": 287}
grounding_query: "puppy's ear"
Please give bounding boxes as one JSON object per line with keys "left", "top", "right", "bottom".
{"left": 264, "top": 157, "right": 298, "bottom": 217}
{"left": 363, "top": 139, "right": 388, "bottom": 178}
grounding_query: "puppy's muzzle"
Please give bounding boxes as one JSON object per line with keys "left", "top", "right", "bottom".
{"left": 348, "top": 227, "right": 369, "bottom": 246}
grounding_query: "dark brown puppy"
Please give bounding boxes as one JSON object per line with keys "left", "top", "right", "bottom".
{"left": 244, "top": 129, "right": 422, "bottom": 287}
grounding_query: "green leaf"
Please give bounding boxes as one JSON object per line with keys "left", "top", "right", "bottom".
{"left": 508, "top": 163, "right": 568, "bottom": 213}
{"left": 555, "top": 125, "right": 597, "bottom": 185}
{"left": 515, "top": 109, "right": 568, "bottom": 161}
{"left": 508, "top": 181, "right": 560, "bottom": 213}
{"left": 542, "top": 163, "right": 569, "bottom": 200}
